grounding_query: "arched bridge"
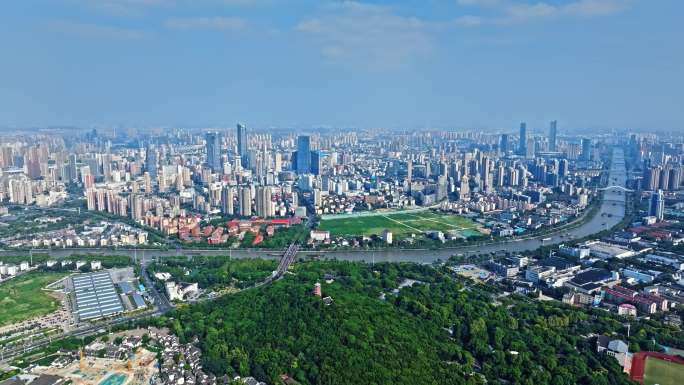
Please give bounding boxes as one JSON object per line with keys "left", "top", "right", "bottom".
{"left": 598, "top": 185, "right": 634, "bottom": 192}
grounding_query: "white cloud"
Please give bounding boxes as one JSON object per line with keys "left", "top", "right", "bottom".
{"left": 456, "top": 0, "right": 503, "bottom": 5}
{"left": 75, "top": 0, "right": 258, "bottom": 17}
{"left": 455, "top": 0, "right": 629, "bottom": 25}
{"left": 164, "top": 16, "right": 248, "bottom": 31}
{"left": 564, "top": 0, "right": 627, "bottom": 16}
{"left": 295, "top": 1, "right": 431, "bottom": 65}
{"left": 504, "top": 2, "right": 557, "bottom": 20}
{"left": 50, "top": 20, "right": 145, "bottom": 39}
{"left": 75, "top": 0, "right": 172, "bottom": 17}
{"left": 221, "top": 0, "right": 257, "bottom": 4}
{"left": 454, "top": 15, "right": 484, "bottom": 27}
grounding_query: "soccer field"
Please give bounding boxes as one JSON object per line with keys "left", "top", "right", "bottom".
{"left": 643, "top": 356, "right": 684, "bottom": 385}
{"left": 318, "top": 210, "right": 481, "bottom": 239}
{"left": 0, "top": 272, "right": 66, "bottom": 327}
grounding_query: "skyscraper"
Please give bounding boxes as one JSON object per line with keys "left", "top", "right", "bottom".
{"left": 459, "top": 175, "right": 470, "bottom": 200}
{"left": 481, "top": 157, "right": 491, "bottom": 192}
{"left": 206, "top": 132, "right": 222, "bottom": 172}
{"left": 145, "top": 144, "right": 157, "bottom": 178}
{"left": 500, "top": 134, "right": 509, "bottom": 154}
{"left": 255, "top": 186, "right": 273, "bottom": 218}
{"left": 518, "top": 122, "right": 527, "bottom": 156}
{"left": 406, "top": 161, "right": 413, "bottom": 184}
{"left": 643, "top": 165, "right": 660, "bottom": 190}
{"left": 669, "top": 167, "right": 682, "bottom": 191}
{"left": 559, "top": 159, "right": 569, "bottom": 178}
{"left": 581, "top": 138, "right": 592, "bottom": 161}
{"left": 69, "top": 153, "right": 78, "bottom": 183}
{"left": 239, "top": 186, "right": 252, "bottom": 217}
{"left": 311, "top": 151, "right": 321, "bottom": 176}
{"left": 221, "top": 186, "right": 234, "bottom": 215}
{"left": 649, "top": 189, "right": 665, "bottom": 221}
{"left": 296, "top": 135, "right": 311, "bottom": 174}
{"left": 549, "top": 120, "right": 557, "bottom": 152}
{"left": 237, "top": 123, "right": 249, "bottom": 168}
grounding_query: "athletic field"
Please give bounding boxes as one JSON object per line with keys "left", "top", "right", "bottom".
{"left": 318, "top": 210, "right": 481, "bottom": 239}
{"left": 631, "top": 352, "right": 684, "bottom": 385}
{"left": 0, "top": 272, "right": 66, "bottom": 327}
{"left": 643, "top": 356, "right": 684, "bottom": 385}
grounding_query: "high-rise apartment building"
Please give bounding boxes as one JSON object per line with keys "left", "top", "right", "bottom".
{"left": 296, "top": 135, "right": 311, "bottom": 174}
{"left": 221, "top": 186, "right": 234, "bottom": 215}
{"left": 146, "top": 144, "right": 158, "bottom": 178}
{"left": 549, "top": 120, "right": 557, "bottom": 152}
{"left": 239, "top": 186, "right": 252, "bottom": 217}
{"left": 500, "top": 134, "right": 509, "bottom": 154}
{"left": 581, "top": 138, "right": 592, "bottom": 161}
{"left": 206, "top": 132, "right": 222, "bottom": 172}
{"left": 237, "top": 123, "right": 249, "bottom": 168}
{"left": 518, "top": 122, "right": 527, "bottom": 156}
{"left": 649, "top": 189, "right": 665, "bottom": 221}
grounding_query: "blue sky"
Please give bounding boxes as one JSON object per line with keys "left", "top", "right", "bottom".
{"left": 0, "top": 0, "right": 681, "bottom": 132}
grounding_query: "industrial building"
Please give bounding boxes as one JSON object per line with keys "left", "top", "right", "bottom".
{"left": 584, "top": 241, "right": 635, "bottom": 260}
{"left": 71, "top": 271, "right": 124, "bottom": 321}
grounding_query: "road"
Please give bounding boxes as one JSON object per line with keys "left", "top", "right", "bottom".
{"left": 0, "top": 308, "right": 163, "bottom": 362}
{"left": 0, "top": 148, "right": 627, "bottom": 265}
{"left": 1, "top": 149, "right": 627, "bottom": 362}
{"left": 0, "top": 241, "right": 297, "bottom": 362}
{"left": 0, "top": 263, "right": 172, "bottom": 362}
{"left": 139, "top": 262, "right": 174, "bottom": 313}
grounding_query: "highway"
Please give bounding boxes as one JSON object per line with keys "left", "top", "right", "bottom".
{"left": 1, "top": 149, "right": 627, "bottom": 362}
{"left": 0, "top": 242, "right": 297, "bottom": 362}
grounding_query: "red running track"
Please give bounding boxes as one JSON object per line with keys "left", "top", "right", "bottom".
{"left": 630, "top": 351, "right": 684, "bottom": 383}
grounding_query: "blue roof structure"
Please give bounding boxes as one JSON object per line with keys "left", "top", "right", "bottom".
{"left": 72, "top": 272, "right": 124, "bottom": 321}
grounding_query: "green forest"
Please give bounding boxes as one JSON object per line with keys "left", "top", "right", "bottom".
{"left": 140, "top": 259, "right": 684, "bottom": 385}
{"left": 148, "top": 256, "right": 277, "bottom": 289}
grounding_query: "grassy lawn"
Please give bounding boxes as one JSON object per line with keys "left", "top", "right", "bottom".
{"left": 318, "top": 210, "right": 481, "bottom": 239}
{"left": 0, "top": 272, "right": 67, "bottom": 327}
{"left": 644, "top": 356, "right": 684, "bottom": 385}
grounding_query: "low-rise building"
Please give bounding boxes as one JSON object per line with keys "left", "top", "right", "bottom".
{"left": 489, "top": 259, "right": 519, "bottom": 278}
{"left": 621, "top": 267, "right": 658, "bottom": 284}
{"left": 613, "top": 231, "right": 641, "bottom": 244}
{"left": 562, "top": 291, "right": 596, "bottom": 307}
{"left": 596, "top": 336, "right": 632, "bottom": 373}
{"left": 558, "top": 244, "right": 591, "bottom": 259}
{"left": 310, "top": 230, "right": 330, "bottom": 242}
{"left": 645, "top": 252, "right": 684, "bottom": 271}
{"left": 564, "top": 268, "right": 619, "bottom": 294}
{"left": 584, "top": 241, "right": 635, "bottom": 260}
{"left": 618, "top": 303, "right": 637, "bottom": 316}
{"left": 603, "top": 285, "right": 668, "bottom": 314}
{"left": 165, "top": 281, "right": 199, "bottom": 302}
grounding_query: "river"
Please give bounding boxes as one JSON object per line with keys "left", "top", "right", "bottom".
{"left": 0, "top": 148, "right": 627, "bottom": 264}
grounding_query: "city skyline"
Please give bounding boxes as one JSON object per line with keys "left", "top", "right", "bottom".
{"left": 2, "top": 119, "right": 684, "bottom": 385}
{"left": 2, "top": 1, "right": 684, "bottom": 384}
{"left": 0, "top": 0, "right": 682, "bottom": 130}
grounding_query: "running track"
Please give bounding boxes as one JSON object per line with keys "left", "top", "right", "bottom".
{"left": 630, "top": 351, "right": 684, "bottom": 383}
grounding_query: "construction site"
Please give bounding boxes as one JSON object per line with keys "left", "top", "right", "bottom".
{"left": 38, "top": 347, "right": 157, "bottom": 385}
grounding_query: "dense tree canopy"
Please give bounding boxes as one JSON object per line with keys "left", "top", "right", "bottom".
{"left": 149, "top": 256, "right": 277, "bottom": 290}
{"left": 152, "top": 260, "right": 657, "bottom": 385}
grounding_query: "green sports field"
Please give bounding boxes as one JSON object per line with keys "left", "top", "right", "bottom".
{"left": 318, "top": 210, "right": 481, "bottom": 239}
{"left": 644, "top": 356, "right": 684, "bottom": 385}
{"left": 0, "top": 272, "right": 66, "bottom": 327}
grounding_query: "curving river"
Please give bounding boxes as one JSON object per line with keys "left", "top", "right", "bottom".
{"left": 0, "top": 148, "right": 627, "bottom": 264}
